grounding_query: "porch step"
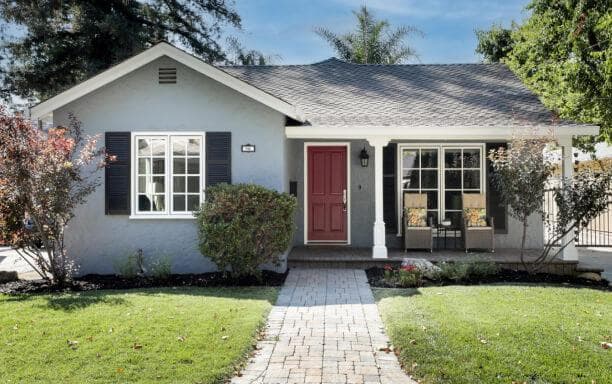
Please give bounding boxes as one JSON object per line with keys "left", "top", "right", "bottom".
{"left": 288, "top": 258, "right": 403, "bottom": 270}
{"left": 288, "top": 246, "right": 583, "bottom": 276}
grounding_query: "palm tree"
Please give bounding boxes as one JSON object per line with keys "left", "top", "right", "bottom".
{"left": 315, "top": 6, "right": 421, "bottom": 64}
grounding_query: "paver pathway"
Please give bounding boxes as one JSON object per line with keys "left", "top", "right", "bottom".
{"left": 231, "top": 268, "right": 415, "bottom": 384}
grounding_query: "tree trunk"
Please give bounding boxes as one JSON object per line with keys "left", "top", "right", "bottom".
{"left": 520, "top": 218, "right": 530, "bottom": 273}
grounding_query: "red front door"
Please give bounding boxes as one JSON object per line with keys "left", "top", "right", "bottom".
{"left": 307, "top": 146, "right": 348, "bottom": 242}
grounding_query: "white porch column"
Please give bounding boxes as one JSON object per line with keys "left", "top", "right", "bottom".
{"left": 368, "top": 137, "right": 390, "bottom": 259}
{"left": 559, "top": 135, "right": 578, "bottom": 261}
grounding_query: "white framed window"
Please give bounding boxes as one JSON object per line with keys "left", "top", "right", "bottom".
{"left": 131, "top": 132, "right": 205, "bottom": 219}
{"left": 397, "top": 144, "right": 485, "bottom": 233}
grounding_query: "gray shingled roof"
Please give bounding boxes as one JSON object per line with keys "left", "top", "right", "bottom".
{"left": 222, "top": 58, "right": 575, "bottom": 127}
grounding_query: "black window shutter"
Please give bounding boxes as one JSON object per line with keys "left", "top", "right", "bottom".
{"left": 383, "top": 143, "right": 397, "bottom": 233}
{"left": 206, "top": 132, "right": 232, "bottom": 186}
{"left": 105, "top": 132, "right": 131, "bottom": 215}
{"left": 486, "top": 142, "right": 508, "bottom": 233}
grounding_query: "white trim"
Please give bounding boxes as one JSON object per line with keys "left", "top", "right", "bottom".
{"left": 303, "top": 142, "right": 351, "bottom": 245}
{"left": 396, "top": 143, "right": 486, "bottom": 236}
{"left": 30, "top": 42, "right": 305, "bottom": 122}
{"left": 286, "top": 125, "right": 599, "bottom": 139}
{"left": 128, "top": 215, "right": 196, "bottom": 220}
{"left": 130, "top": 131, "right": 205, "bottom": 219}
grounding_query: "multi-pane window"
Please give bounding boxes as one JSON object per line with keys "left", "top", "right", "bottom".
{"left": 401, "top": 148, "right": 439, "bottom": 225}
{"left": 171, "top": 137, "right": 202, "bottom": 213}
{"left": 443, "top": 148, "right": 482, "bottom": 226}
{"left": 134, "top": 134, "right": 204, "bottom": 217}
{"left": 398, "top": 145, "right": 484, "bottom": 230}
{"left": 137, "top": 137, "right": 167, "bottom": 212}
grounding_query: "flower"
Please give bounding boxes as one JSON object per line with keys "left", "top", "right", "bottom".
{"left": 383, "top": 264, "right": 393, "bottom": 271}
{"left": 401, "top": 264, "right": 417, "bottom": 272}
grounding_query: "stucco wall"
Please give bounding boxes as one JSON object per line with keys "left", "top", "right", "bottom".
{"left": 53, "top": 56, "right": 288, "bottom": 275}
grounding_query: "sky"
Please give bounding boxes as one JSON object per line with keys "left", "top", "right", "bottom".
{"left": 231, "top": 0, "right": 531, "bottom": 65}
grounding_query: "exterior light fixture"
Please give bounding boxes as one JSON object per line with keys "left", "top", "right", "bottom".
{"left": 360, "top": 147, "right": 370, "bottom": 167}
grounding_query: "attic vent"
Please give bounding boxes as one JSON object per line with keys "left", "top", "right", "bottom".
{"left": 158, "top": 67, "right": 177, "bottom": 84}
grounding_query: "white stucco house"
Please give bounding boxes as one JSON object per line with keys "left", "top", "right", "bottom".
{"left": 30, "top": 42, "right": 598, "bottom": 275}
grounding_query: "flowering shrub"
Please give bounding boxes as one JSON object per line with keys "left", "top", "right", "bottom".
{"left": 382, "top": 264, "right": 423, "bottom": 287}
{"left": 0, "top": 108, "right": 106, "bottom": 285}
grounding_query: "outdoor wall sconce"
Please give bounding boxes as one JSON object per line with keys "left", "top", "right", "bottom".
{"left": 360, "top": 147, "right": 370, "bottom": 167}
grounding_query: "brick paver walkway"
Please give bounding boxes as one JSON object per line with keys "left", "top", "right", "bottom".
{"left": 231, "top": 268, "right": 415, "bottom": 384}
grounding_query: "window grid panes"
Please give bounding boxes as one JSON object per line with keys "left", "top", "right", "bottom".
{"left": 443, "top": 148, "right": 482, "bottom": 226}
{"left": 134, "top": 134, "right": 203, "bottom": 217}
{"left": 171, "top": 137, "right": 202, "bottom": 213}
{"left": 401, "top": 148, "right": 439, "bottom": 225}
{"left": 137, "top": 137, "right": 167, "bottom": 213}
{"left": 399, "top": 145, "right": 484, "bottom": 231}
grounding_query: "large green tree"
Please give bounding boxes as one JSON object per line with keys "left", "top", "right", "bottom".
{"left": 315, "top": 6, "right": 421, "bottom": 64}
{"left": 475, "top": 0, "right": 612, "bottom": 149}
{"left": 475, "top": 23, "right": 515, "bottom": 63}
{"left": 0, "top": 0, "right": 269, "bottom": 103}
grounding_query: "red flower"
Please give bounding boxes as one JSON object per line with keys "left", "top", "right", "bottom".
{"left": 401, "top": 264, "right": 417, "bottom": 272}
{"left": 383, "top": 264, "right": 393, "bottom": 271}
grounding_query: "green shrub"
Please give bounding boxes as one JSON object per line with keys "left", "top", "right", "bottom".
{"left": 112, "top": 249, "right": 145, "bottom": 278}
{"left": 438, "top": 257, "right": 499, "bottom": 282}
{"left": 149, "top": 256, "right": 172, "bottom": 280}
{"left": 195, "top": 183, "right": 297, "bottom": 278}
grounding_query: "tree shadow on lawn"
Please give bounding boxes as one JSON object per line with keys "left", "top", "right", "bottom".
{"left": 372, "top": 287, "right": 421, "bottom": 302}
{"left": 2, "top": 286, "right": 277, "bottom": 312}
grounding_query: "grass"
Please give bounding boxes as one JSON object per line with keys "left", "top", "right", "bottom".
{"left": 375, "top": 285, "right": 611, "bottom": 384}
{"left": 0, "top": 287, "right": 278, "bottom": 383}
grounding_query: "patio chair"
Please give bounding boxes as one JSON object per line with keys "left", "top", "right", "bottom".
{"left": 462, "top": 193, "right": 495, "bottom": 252}
{"left": 404, "top": 193, "right": 433, "bottom": 252}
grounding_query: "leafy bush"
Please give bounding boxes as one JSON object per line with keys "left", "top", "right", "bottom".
{"left": 113, "top": 249, "right": 146, "bottom": 278}
{"left": 438, "top": 257, "right": 499, "bottom": 282}
{"left": 113, "top": 250, "right": 173, "bottom": 280}
{"left": 195, "top": 183, "right": 297, "bottom": 278}
{"left": 149, "top": 256, "right": 172, "bottom": 280}
{"left": 383, "top": 264, "right": 424, "bottom": 287}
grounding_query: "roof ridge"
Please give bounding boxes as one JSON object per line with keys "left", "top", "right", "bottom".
{"left": 222, "top": 57, "right": 507, "bottom": 69}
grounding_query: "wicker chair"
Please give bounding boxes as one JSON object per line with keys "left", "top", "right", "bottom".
{"left": 462, "top": 193, "right": 495, "bottom": 252}
{"left": 404, "top": 193, "right": 433, "bottom": 252}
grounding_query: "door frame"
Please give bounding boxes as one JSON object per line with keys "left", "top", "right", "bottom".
{"left": 304, "top": 142, "right": 351, "bottom": 245}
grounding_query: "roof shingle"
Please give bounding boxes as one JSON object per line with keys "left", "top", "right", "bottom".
{"left": 222, "top": 58, "right": 576, "bottom": 127}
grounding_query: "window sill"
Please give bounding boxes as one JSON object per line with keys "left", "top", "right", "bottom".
{"left": 129, "top": 214, "right": 196, "bottom": 220}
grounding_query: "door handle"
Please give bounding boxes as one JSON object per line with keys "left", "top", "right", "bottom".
{"left": 343, "top": 189, "right": 347, "bottom": 211}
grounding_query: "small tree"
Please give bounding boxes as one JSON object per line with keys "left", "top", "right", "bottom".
{"left": 0, "top": 108, "right": 106, "bottom": 285}
{"left": 489, "top": 135, "right": 554, "bottom": 269}
{"left": 195, "top": 183, "right": 297, "bottom": 278}
{"left": 490, "top": 133, "right": 611, "bottom": 272}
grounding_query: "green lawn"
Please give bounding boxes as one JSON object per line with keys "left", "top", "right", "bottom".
{"left": 375, "top": 285, "right": 611, "bottom": 384}
{"left": 0, "top": 287, "right": 277, "bottom": 383}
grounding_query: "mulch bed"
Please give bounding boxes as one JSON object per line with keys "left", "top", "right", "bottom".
{"left": 0, "top": 270, "right": 288, "bottom": 295}
{"left": 366, "top": 267, "right": 611, "bottom": 290}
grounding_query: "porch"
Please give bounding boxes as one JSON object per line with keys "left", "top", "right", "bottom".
{"left": 287, "top": 133, "right": 580, "bottom": 262}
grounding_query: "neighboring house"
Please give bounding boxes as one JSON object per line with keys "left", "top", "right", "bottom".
{"left": 30, "top": 42, "right": 597, "bottom": 275}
